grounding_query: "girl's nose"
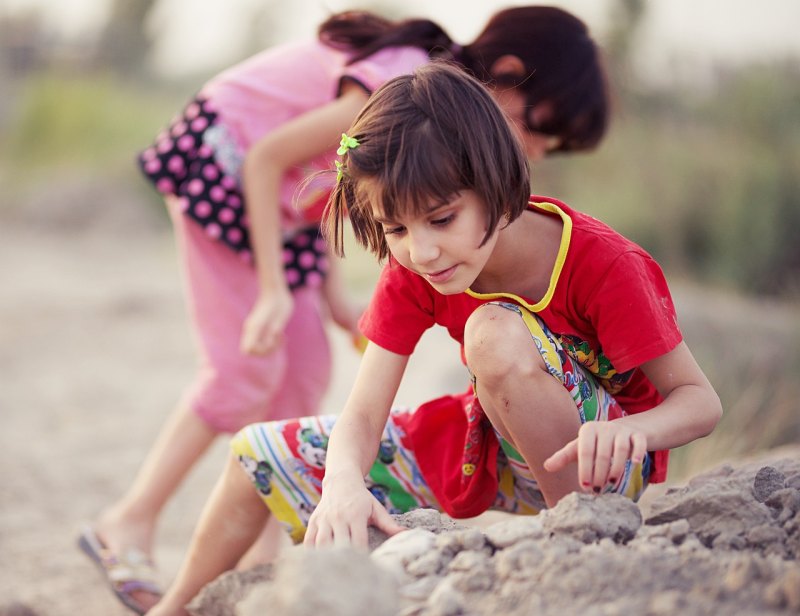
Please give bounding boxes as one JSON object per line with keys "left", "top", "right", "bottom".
{"left": 407, "top": 231, "right": 439, "bottom": 265}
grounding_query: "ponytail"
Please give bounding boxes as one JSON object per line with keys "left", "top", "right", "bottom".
{"left": 318, "top": 11, "right": 455, "bottom": 64}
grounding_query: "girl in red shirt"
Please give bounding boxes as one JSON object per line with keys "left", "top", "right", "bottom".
{"left": 308, "top": 62, "right": 721, "bottom": 543}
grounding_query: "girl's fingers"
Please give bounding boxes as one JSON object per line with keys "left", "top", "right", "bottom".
{"left": 370, "top": 503, "right": 406, "bottom": 538}
{"left": 630, "top": 433, "right": 648, "bottom": 466}
{"left": 607, "top": 433, "right": 630, "bottom": 488}
{"left": 543, "top": 439, "right": 578, "bottom": 473}
{"left": 591, "top": 432, "right": 614, "bottom": 491}
{"left": 576, "top": 426, "right": 598, "bottom": 491}
{"left": 332, "top": 521, "right": 352, "bottom": 548}
{"left": 303, "top": 522, "right": 318, "bottom": 547}
{"left": 542, "top": 425, "right": 649, "bottom": 493}
{"left": 349, "top": 520, "right": 369, "bottom": 549}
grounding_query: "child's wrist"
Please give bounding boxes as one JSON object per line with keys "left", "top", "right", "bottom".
{"left": 322, "top": 467, "right": 364, "bottom": 489}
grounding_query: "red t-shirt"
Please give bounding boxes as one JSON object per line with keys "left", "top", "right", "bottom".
{"left": 359, "top": 196, "right": 682, "bottom": 484}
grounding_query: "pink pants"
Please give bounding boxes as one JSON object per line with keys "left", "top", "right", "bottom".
{"left": 169, "top": 199, "right": 332, "bottom": 433}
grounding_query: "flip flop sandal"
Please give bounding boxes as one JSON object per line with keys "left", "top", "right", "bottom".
{"left": 78, "top": 526, "right": 163, "bottom": 615}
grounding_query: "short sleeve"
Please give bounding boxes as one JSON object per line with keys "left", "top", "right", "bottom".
{"left": 585, "top": 250, "right": 682, "bottom": 373}
{"left": 342, "top": 47, "right": 430, "bottom": 93}
{"left": 359, "top": 261, "right": 436, "bottom": 355}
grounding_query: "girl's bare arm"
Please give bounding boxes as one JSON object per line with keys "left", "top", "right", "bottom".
{"left": 240, "top": 81, "right": 369, "bottom": 355}
{"left": 305, "top": 342, "right": 410, "bottom": 548}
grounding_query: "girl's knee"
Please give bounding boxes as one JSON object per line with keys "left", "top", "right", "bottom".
{"left": 464, "top": 304, "right": 547, "bottom": 386}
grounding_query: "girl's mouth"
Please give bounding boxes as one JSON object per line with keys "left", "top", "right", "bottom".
{"left": 425, "top": 265, "right": 457, "bottom": 284}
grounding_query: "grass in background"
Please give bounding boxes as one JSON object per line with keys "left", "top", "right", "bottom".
{"left": 3, "top": 71, "right": 184, "bottom": 169}
{"left": 0, "top": 70, "right": 190, "bottom": 221}
{"left": 666, "top": 283, "right": 800, "bottom": 480}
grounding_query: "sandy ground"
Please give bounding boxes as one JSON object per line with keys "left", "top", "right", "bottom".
{"left": 0, "top": 190, "right": 468, "bottom": 616}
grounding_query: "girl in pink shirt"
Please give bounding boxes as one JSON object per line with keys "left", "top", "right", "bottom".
{"left": 83, "top": 8, "right": 612, "bottom": 615}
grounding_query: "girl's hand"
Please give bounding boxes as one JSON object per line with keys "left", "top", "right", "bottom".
{"left": 240, "top": 288, "right": 294, "bottom": 355}
{"left": 304, "top": 475, "right": 405, "bottom": 549}
{"left": 543, "top": 421, "right": 648, "bottom": 493}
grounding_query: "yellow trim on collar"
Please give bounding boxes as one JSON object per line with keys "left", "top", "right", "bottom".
{"left": 465, "top": 200, "right": 571, "bottom": 312}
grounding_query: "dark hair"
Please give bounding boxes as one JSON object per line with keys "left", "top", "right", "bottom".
{"left": 458, "top": 6, "right": 609, "bottom": 152}
{"left": 325, "top": 62, "right": 530, "bottom": 260}
{"left": 318, "top": 7, "right": 608, "bottom": 154}
{"left": 318, "top": 11, "right": 455, "bottom": 63}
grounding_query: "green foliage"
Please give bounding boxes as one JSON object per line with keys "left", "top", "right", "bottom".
{"left": 1, "top": 71, "right": 182, "bottom": 170}
{"left": 533, "top": 60, "right": 800, "bottom": 298}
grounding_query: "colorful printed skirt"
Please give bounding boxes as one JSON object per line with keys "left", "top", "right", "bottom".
{"left": 231, "top": 304, "right": 651, "bottom": 542}
{"left": 137, "top": 95, "right": 328, "bottom": 290}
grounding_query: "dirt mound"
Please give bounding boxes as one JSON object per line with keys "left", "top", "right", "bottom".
{"left": 189, "top": 455, "right": 800, "bottom": 616}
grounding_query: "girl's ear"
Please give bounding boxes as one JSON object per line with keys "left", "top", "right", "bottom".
{"left": 489, "top": 55, "right": 526, "bottom": 78}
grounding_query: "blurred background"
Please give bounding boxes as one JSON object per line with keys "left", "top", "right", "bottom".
{"left": 2, "top": 0, "right": 800, "bottom": 482}
{"left": 0, "top": 2, "right": 799, "bottom": 612}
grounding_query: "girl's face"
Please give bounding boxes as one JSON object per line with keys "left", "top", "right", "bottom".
{"left": 490, "top": 87, "right": 561, "bottom": 161}
{"left": 366, "top": 184, "right": 499, "bottom": 295}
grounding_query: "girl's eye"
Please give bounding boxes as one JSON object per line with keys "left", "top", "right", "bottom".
{"left": 383, "top": 225, "right": 405, "bottom": 235}
{"left": 431, "top": 214, "right": 455, "bottom": 227}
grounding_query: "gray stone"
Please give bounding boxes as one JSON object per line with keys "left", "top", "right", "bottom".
{"left": 753, "top": 466, "right": 786, "bottom": 502}
{"left": 483, "top": 516, "right": 544, "bottom": 548}
{"left": 237, "top": 547, "right": 398, "bottom": 616}
{"left": 541, "top": 492, "right": 642, "bottom": 543}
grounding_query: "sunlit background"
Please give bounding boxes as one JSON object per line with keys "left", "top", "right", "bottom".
{"left": 1, "top": 2, "right": 799, "bottom": 612}
{"left": 3, "top": 0, "right": 800, "bottom": 489}
{"left": 3, "top": 0, "right": 800, "bottom": 487}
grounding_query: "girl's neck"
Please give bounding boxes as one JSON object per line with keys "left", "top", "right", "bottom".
{"left": 472, "top": 207, "right": 563, "bottom": 301}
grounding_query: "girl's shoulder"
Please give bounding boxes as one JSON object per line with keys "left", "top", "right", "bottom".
{"left": 531, "top": 196, "right": 652, "bottom": 260}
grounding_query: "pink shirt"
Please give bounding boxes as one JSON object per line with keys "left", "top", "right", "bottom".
{"left": 201, "top": 40, "right": 430, "bottom": 231}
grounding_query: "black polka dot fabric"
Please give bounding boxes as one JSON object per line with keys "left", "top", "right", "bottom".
{"left": 138, "top": 96, "right": 329, "bottom": 291}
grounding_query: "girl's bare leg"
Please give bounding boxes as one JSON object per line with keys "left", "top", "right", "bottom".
{"left": 93, "top": 403, "right": 217, "bottom": 609}
{"left": 236, "top": 513, "right": 289, "bottom": 571}
{"left": 148, "top": 453, "right": 270, "bottom": 616}
{"left": 464, "top": 305, "right": 582, "bottom": 507}
{"left": 96, "top": 404, "right": 217, "bottom": 552}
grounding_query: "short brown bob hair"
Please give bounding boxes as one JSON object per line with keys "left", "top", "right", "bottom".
{"left": 325, "top": 61, "right": 530, "bottom": 260}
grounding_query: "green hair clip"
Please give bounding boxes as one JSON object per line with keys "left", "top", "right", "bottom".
{"left": 337, "top": 133, "right": 359, "bottom": 155}
{"left": 335, "top": 133, "right": 359, "bottom": 182}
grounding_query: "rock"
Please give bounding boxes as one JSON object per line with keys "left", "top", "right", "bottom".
{"left": 425, "top": 578, "right": 464, "bottom": 615}
{"left": 237, "top": 547, "right": 398, "bottom": 616}
{"left": 188, "top": 455, "right": 800, "bottom": 616}
{"left": 405, "top": 548, "right": 449, "bottom": 578}
{"left": 0, "top": 604, "right": 39, "bottom": 616}
{"left": 646, "top": 487, "right": 773, "bottom": 547}
{"left": 765, "top": 488, "right": 800, "bottom": 524}
{"left": 540, "top": 492, "right": 642, "bottom": 543}
{"left": 633, "top": 518, "right": 692, "bottom": 545}
{"left": 722, "top": 555, "right": 758, "bottom": 592}
{"left": 434, "top": 527, "right": 487, "bottom": 554}
{"left": 369, "top": 509, "right": 467, "bottom": 551}
{"left": 187, "top": 563, "right": 273, "bottom": 616}
{"left": 753, "top": 466, "right": 786, "bottom": 502}
{"left": 494, "top": 539, "right": 545, "bottom": 580}
{"left": 371, "top": 528, "right": 437, "bottom": 569}
{"left": 484, "top": 515, "right": 544, "bottom": 548}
